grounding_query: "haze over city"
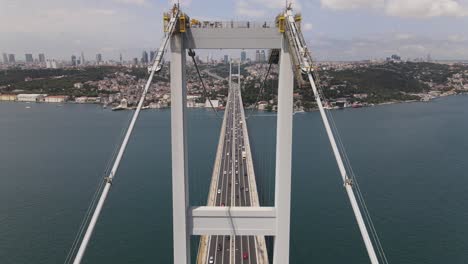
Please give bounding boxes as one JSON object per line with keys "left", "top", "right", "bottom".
{"left": 1, "top": 0, "right": 468, "bottom": 61}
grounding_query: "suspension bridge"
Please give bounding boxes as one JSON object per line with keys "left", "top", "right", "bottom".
{"left": 65, "top": 3, "right": 388, "bottom": 264}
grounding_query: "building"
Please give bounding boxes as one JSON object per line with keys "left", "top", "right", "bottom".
{"left": 255, "top": 50, "right": 260, "bottom": 62}
{"left": 133, "top": 58, "right": 138, "bottom": 65}
{"left": 96, "top": 54, "right": 102, "bottom": 64}
{"left": 205, "top": 99, "right": 219, "bottom": 108}
{"left": 46, "top": 60, "right": 58, "bottom": 69}
{"left": 44, "top": 95, "right": 69, "bottom": 103}
{"left": 260, "top": 50, "right": 266, "bottom": 62}
{"left": 25, "top": 54, "right": 33, "bottom": 63}
{"left": 17, "top": 94, "right": 46, "bottom": 102}
{"left": 0, "top": 94, "right": 17, "bottom": 101}
{"left": 74, "top": 83, "right": 83, "bottom": 89}
{"left": 150, "top": 51, "right": 156, "bottom": 62}
{"left": 71, "top": 55, "right": 77, "bottom": 66}
{"left": 8, "top": 54, "right": 15, "bottom": 63}
{"left": 120, "top": 53, "right": 123, "bottom": 64}
{"left": 224, "top": 55, "right": 229, "bottom": 64}
{"left": 241, "top": 51, "right": 247, "bottom": 62}
{"left": 141, "top": 51, "right": 149, "bottom": 64}
{"left": 2, "top": 53, "right": 8, "bottom": 64}
{"left": 38, "top": 54, "right": 45, "bottom": 63}
{"left": 80, "top": 52, "right": 85, "bottom": 65}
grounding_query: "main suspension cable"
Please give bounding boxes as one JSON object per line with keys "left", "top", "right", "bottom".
{"left": 188, "top": 49, "right": 222, "bottom": 119}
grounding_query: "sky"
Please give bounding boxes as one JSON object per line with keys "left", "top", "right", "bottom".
{"left": 1, "top": 0, "right": 468, "bottom": 61}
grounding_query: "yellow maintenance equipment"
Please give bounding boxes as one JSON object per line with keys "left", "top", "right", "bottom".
{"left": 163, "top": 13, "right": 170, "bottom": 32}
{"left": 179, "top": 14, "right": 186, "bottom": 32}
{"left": 278, "top": 15, "right": 285, "bottom": 33}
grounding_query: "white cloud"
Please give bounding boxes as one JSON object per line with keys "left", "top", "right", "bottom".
{"left": 115, "top": 0, "right": 148, "bottom": 6}
{"left": 303, "top": 23, "right": 313, "bottom": 31}
{"left": 385, "top": 0, "right": 468, "bottom": 18}
{"left": 321, "top": 0, "right": 384, "bottom": 10}
{"left": 321, "top": 0, "right": 468, "bottom": 17}
{"left": 169, "top": 0, "right": 192, "bottom": 7}
{"left": 235, "top": 0, "right": 302, "bottom": 17}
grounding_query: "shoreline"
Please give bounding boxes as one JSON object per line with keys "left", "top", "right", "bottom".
{"left": 1, "top": 92, "right": 466, "bottom": 112}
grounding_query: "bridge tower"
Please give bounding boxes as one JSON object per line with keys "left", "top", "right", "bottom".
{"left": 170, "top": 19, "right": 293, "bottom": 264}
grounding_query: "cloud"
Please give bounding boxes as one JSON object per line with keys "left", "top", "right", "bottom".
{"left": 235, "top": 0, "right": 302, "bottom": 17}
{"left": 303, "top": 23, "right": 313, "bottom": 31}
{"left": 385, "top": 0, "right": 468, "bottom": 18}
{"left": 321, "top": 0, "right": 468, "bottom": 17}
{"left": 115, "top": 0, "right": 148, "bottom": 6}
{"left": 320, "top": 0, "right": 384, "bottom": 10}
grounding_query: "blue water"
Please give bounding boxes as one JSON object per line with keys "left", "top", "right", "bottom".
{"left": 0, "top": 95, "right": 467, "bottom": 263}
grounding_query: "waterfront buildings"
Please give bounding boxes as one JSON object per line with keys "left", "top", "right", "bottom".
{"left": 17, "top": 94, "right": 46, "bottom": 102}
{"left": 0, "top": 94, "right": 17, "bottom": 101}
{"left": 44, "top": 95, "right": 69, "bottom": 103}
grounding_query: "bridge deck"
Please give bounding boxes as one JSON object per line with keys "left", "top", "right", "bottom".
{"left": 197, "top": 82, "right": 268, "bottom": 264}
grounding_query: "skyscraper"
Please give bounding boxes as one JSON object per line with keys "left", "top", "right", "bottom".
{"left": 260, "top": 50, "right": 266, "bottom": 62}
{"left": 120, "top": 53, "right": 123, "bottom": 64}
{"left": 241, "top": 51, "right": 247, "bottom": 62}
{"left": 150, "top": 51, "right": 156, "bottom": 62}
{"left": 80, "top": 52, "right": 85, "bottom": 65}
{"left": 141, "top": 51, "right": 149, "bottom": 64}
{"left": 255, "top": 50, "right": 260, "bottom": 62}
{"left": 38, "top": 54, "right": 46, "bottom": 63}
{"left": 2, "top": 53, "right": 8, "bottom": 64}
{"left": 71, "top": 55, "right": 77, "bottom": 66}
{"left": 25, "top": 54, "right": 33, "bottom": 63}
{"left": 224, "top": 55, "right": 229, "bottom": 64}
{"left": 8, "top": 54, "right": 15, "bottom": 63}
{"left": 133, "top": 58, "right": 138, "bottom": 65}
{"left": 96, "top": 54, "right": 102, "bottom": 64}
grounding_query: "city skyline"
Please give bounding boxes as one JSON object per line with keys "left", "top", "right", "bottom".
{"left": 0, "top": 0, "right": 468, "bottom": 61}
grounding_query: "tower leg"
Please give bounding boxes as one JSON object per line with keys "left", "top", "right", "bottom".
{"left": 171, "top": 32, "right": 191, "bottom": 264}
{"left": 273, "top": 36, "right": 294, "bottom": 264}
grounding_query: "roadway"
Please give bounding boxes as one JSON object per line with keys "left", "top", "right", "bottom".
{"left": 205, "top": 83, "right": 258, "bottom": 264}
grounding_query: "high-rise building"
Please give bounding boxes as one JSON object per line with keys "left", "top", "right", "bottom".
{"left": 25, "top": 54, "right": 33, "bottom": 63}
{"left": 150, "top": 51, "right": 156, "bottom": 62}
{"left": 71, "top": 55, "right": 77, "bottom": 66}
{"left": 255, "top": 50, "right": 261, "bottom": 62}
{"left": 133, "top": 58, "right": 138, "bottom": 65}
{"left": 241, "top": 51, "right": 247, "bottom": 62}
{"left": 224, "top": 55, "right": 229, "bottom": 64}
{"left": 141, "top": 51, "right": 149, "bottom": 64}
{"left": 260, "top": 50, "right": 266, "bottom": 62}
{"left": 38, "top": 54, "right": 46, "bottom": 63}
{"left": 96, "top": 54, "right": 102, "bottom": 64}
{"left": 80, "top": 52, "right": 85, "bottom": 65}
{"left": 2, "top": 53, "right": 8, "bottom": 64}
{"left": 120, "top": 53, "right": 123, "bottom": 64}
{"left": 8, "top": 54, "right": 15, "bottom": 63}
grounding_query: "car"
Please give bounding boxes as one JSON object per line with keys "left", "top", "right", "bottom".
{"left": 221, "top": 203, "right": 225, "bottom": 206}
{"left": 217, "top": 244, "right": 222, "bottom": 251}
{"left": 235, "top": 170, "right": 238, "bottom": 174}
{"left": 224, "top": 171, "right": 227, "bottom": 174}
{"left": 209, "top": 256, "right": 214, "bottom": 264}
{"left": 245, "top": 188, "right": 249, "bottom": 192}
{"left": 217, "top": 189, "right": 221, "bottom": 194}
{"left": 243, "top": 252, "right": 248, "bottom": 259}
{"left": 235, "top": 181, "right": 238, "bottom": 185}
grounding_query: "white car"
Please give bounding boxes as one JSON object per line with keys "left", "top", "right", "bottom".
{"left": 209, "top": 256, "right": 214, "bottom": 264}
{"left": 217, "top": 189, "right": 221, "bottom": 194}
